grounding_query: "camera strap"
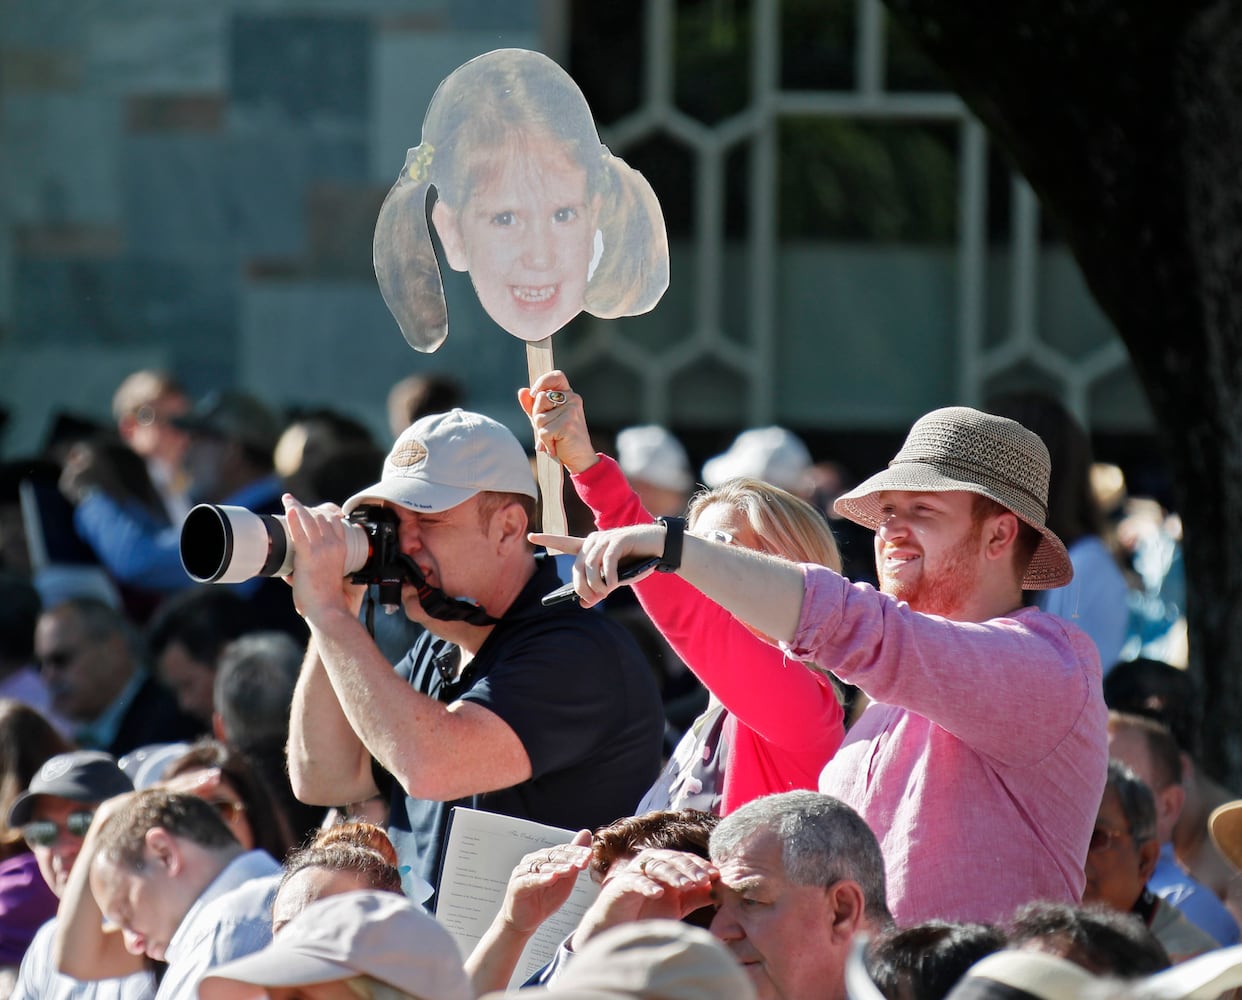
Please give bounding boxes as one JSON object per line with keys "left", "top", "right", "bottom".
{"left": 397, "top": 553, "right": 499, "bottom": 627}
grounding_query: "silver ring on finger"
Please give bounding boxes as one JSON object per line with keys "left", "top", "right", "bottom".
{"left": 546, "top": 391, "right": 567, "bottom": 407}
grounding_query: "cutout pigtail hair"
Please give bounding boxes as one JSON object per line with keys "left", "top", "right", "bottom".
{"left": 373, "top": 144, "right": 450, "bottom": 353}
{"left": 583, "top": 153, "right": 670, "bottom": 319}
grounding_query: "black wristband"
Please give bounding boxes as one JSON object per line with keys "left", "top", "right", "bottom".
{"left": 655, "top": 516, "right": 686, "bottom": 573}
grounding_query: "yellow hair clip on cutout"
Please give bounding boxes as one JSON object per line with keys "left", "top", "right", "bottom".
{"left": 406, "top": 143, "right": 435, "bottom": 183}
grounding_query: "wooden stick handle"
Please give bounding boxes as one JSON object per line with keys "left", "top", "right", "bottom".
{"left": 525, "top": 339, "right": 567, "bottom": 539}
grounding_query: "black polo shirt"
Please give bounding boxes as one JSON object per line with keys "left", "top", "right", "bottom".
{"left": 382, "top": 555, "right": 664, "bottom": 901}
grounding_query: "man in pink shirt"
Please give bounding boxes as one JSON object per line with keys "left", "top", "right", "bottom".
{"left": 534, "top": 405, "right": 1109, "bottom": 925}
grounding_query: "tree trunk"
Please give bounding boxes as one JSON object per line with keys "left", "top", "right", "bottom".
{"left": 882, "top": 0, "right": 1242, "bottom": 782}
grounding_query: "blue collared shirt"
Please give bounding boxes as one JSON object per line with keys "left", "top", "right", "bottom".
{"left": 1150, "top": 842, "right": 1240, "bottom": 946}
{"left": 75, "top": 475, "right": 285, "bottom": 595}
{"left": 158, "top": 850, "right": 282, "bottom": 999}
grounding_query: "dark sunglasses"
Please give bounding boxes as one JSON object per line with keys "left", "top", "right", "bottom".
{"left": 22, "top": 811, "right": 94, "bottom": 848}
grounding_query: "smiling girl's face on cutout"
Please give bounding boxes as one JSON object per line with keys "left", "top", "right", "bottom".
{"left": 433, "top": 134, "right": 599, "bottom": 342}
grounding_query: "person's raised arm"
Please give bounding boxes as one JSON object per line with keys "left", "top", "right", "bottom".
{"left": 464, "top": 831, "right": 592, "bottom": 994}
{"left": 567, "top": 848, "right": 717, "bottom": 952}
{"left": 52, "top": 794, "right": 145, "bottom": 981}
{"left": 517, "top": 370, "right": 601, "bottom": 476}
{"left": 529, "top": 524, "right": 808, "bottom": 644}
{"left": 281, "top": 496, "right": 380, "bottom": 805}
{"left": 524, "top": 376, "right": 839, "bottom": 749}
{"left": 286, "top": 640, "right": 379, "bottom": 806}
{"left": 283, "top": 495, "right": 532, "bottom": 802}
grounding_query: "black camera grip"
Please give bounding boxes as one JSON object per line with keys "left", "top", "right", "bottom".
{"left": 541, "top": 556, "right": 661, "bottom": 607}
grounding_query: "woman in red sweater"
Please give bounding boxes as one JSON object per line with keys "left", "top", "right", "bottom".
{"left": 521, "top": 371, "right": 845, "bottom": 815}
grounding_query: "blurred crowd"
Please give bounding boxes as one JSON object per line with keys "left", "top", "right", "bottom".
{"left": 0, "top": 367, "right": 1224, "bottom": 1000}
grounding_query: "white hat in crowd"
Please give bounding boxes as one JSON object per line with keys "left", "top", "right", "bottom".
{"left": 197, "top": 890, "right": 471, "bottom": 1000}
{"left": 701, "top": 426, "right": 812, "bottom": 494}
{"left": 848, "top": 939, "right": 1242, "bottom": 1000}
{"left": 946, "top": 946, "right": 1242, "bottom": 1000}
{"left": 617, "top": 425, "right": 694, "bottom": 494}
{"left": 498, "top": 920, "right": 756, "bottom": 1000}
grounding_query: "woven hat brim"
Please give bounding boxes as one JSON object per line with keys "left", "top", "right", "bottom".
{"left": 834, "top": 462, "right": 1073, "bottom": 591}
{"left": 1210, "top": 801, "right": 1242, "bottom": 876}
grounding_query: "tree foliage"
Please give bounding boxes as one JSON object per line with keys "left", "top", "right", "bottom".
{"left": 881, "top": 0, "right": 1242, "bottom": 780}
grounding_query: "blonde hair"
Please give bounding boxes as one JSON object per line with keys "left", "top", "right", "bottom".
{"left": 687, "top": 477, "right": 841, "bottom": 571}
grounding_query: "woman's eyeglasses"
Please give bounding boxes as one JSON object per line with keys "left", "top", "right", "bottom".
{"left": 22, "top": 811, "right": 94, "bottom": 848}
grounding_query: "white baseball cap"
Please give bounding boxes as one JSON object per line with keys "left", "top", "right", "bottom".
{"left": 493, "top": 920, "right": 756, "bottom": 1000}
{"left": 701, "top": 426, "right": 812, "bottom": 493}
{"left": 616, "top": 425, "right": 693, "bottom": 493}
{"left": 344, "top": 409, "right": 536, "bottom": 515}
{"left": 197, "top": 890, "right": 471, "bottom": 1000}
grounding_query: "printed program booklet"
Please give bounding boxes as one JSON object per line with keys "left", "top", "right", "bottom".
{"left": 434, "top": 807, "right": 600, "bottom": 988}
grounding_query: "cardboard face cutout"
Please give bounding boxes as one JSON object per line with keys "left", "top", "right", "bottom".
{"left": 373, "top": 48, "right": 670, "bottom": 352}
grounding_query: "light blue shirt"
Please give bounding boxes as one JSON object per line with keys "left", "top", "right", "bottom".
{"left": 1150, "top": 843, "right": 1240, "bottom": 947}
{"left": 1035, "top": 535, "right": 1129, "bottom": 674}
{"left": 74, "top": 475, "right": 284, "bottom": 596}
{"left": 11, "top": 918, "right": 155, "bottom": 1000}
{"left": 157, "top": 850, "right": 281, "bottom": 999}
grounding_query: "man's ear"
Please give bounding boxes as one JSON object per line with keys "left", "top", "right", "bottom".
{"left": 983, "top": 510, "right": 1021, "bottom": 560}
{"left": 144, "top": 828, "right": 182, "bottom": 876}
{"left": 1157, "top": 783, "right": 1186, "bottom": 830}
{"left": 826, "top": 880, "right": 867, "bottom": 941}
{"left": 431, "top": 202, "right": 469, "bottom": 272}
{"left": 1138, "top": 838, "right": 1161, "bottom": 882}
{"left": 1179, "top": 751, "right": 1195, "bottom": 784}
{"left": 491, "top": 500, "right": 529, "bottom": 552}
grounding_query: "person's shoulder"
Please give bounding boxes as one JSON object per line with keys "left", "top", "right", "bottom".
{"left": 1003, "top": 604, "right": 1102, "bottom": 659}
{"left": 504, "top": 595, "right": 647, "bottom": 660}
{"left": 202, "top": 878, "right": 279, "bottom": 922}
{"left": 189, "top": 869, "right": 280, "bottom": 958}
{"left": 218, "top": 853, "right": 283, "bottom": 889}
{"left": 1151, "top": 897, "right": 1221, "bottom": 962}
{"left": 1068, "top": 534, "right": 1123, "bottom": 568}
{"left": 1153, "top": 860, "right": 1241, "bottom": 940}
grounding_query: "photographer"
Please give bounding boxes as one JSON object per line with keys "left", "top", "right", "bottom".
{"left": 283, "top": 408, "right": 663, "bottom": 901}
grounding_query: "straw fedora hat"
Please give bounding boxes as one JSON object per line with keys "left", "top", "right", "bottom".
{"left": 833, "top": 406, "right": 1072, "bottom": 590}
{"left": 1209, "top": 801, "right": 1242, "bottom": 875}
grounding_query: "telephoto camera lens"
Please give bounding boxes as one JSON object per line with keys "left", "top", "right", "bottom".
{"left": 180, "top": 504, "right": 369, "bottom": 584}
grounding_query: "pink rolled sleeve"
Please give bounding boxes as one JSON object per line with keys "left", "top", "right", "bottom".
{"left": 785, "top": 566, "right": 1108, "bottom": 925}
